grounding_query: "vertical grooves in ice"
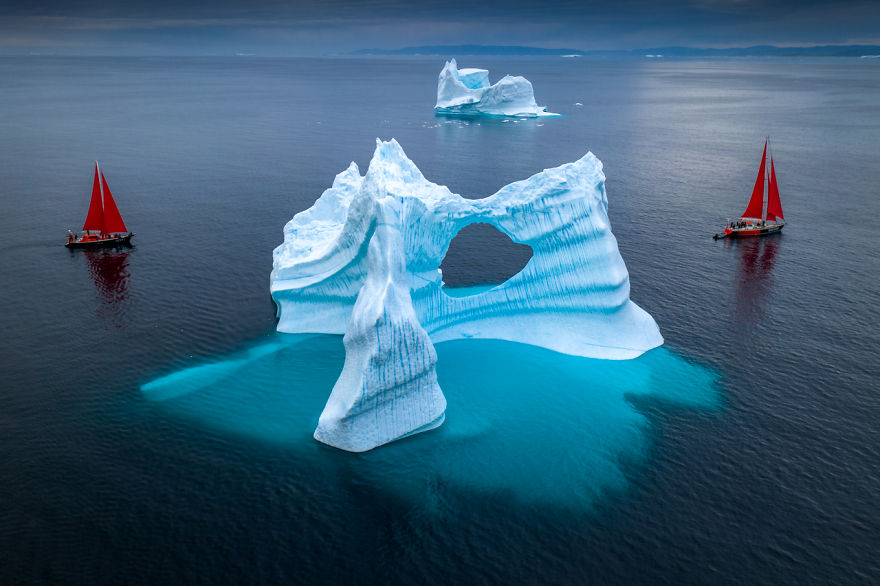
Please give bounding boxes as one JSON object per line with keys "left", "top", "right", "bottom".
{"left": 313, "top": 193, "right": 446, "bottom": 452}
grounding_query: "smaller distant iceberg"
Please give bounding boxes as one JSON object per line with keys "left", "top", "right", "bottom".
{"left": 435, "top": 58, "right": 559, "bottom": 118}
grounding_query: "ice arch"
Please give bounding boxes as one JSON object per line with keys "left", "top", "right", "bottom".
{"left": 270, "top": 139, "right": 662, "bottom": 452}
{"left": 439, "top": 223, "right": 533, "bottom": 288}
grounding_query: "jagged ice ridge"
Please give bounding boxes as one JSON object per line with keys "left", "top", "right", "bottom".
{"left": 270, "top": 139, "right": 662, "bottom": 452}
{"left": 434, "top": 59, "right": 560, "bottom": 117}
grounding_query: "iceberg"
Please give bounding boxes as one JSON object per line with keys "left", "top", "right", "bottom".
{"left": 271, "top": 139, "right": 662, "bottom": 452}
{"left": 434, "top": 59, "right": 560, "bottom": 117}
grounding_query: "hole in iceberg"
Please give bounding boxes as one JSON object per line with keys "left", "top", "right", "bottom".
{"left": 440, "top": 223, "right": 533, "bottom": 294}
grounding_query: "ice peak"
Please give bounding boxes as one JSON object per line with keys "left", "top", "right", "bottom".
{"left": 331, "top": 161, "right": 361, "bottom": 190}
{"left": 363, "top": 139, "right": 428, "bottom": 197}
{"left": 371, "top": 137, "right": 408, "bottom": 163}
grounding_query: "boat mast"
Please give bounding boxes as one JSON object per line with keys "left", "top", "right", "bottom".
{"left": 766, "top": 139, "right": 784, "bottom": 223}
{"left": 96, "top": 160, "right": 104, "bottom": 234}
{"left": 764, "top": 137, "right": 770, "bottom": 221}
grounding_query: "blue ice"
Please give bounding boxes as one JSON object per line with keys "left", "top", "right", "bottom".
{"left": 140, "top": 332, "right": 719, "bottom": 509}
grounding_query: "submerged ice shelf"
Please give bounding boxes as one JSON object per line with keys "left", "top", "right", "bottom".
{"left": 434, "top": 59, "right": 559, "bottom": 117}
{"left": 270, "top": 139, "right": 663, "bottom": 452}
{"left": 141, "top": 336, "right": 719, "bottom": 508}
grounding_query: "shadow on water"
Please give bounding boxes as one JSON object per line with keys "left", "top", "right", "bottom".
{"left": 140, "top": 333, "right": 721, "bottom": 511}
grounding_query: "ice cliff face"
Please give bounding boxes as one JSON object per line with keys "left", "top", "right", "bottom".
{"left": 434, "top": 59, "right": 560, "bottom": 117}
{"left": 271, "top": 139, "right": 662, "bottom": 452}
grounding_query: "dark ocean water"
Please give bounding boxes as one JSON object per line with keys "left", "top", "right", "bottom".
{"left": 1, "top": 56, "right": 878, "bottom": 584}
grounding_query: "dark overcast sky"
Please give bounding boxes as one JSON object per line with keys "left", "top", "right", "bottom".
{"left": 1, "top": 0, "right": 878, "bottom": 55}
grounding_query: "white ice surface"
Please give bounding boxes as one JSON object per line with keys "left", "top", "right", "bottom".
{"left": 434, "top": 59, "right": 559, "bottom": 117}
{"left": 271, "top": 139, "right": 662, "bottom": 451}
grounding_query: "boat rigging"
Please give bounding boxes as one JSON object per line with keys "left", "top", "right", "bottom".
{"left": 66, "top": 161, "right": 134, "bottom": 248}
{"left": 714, "top": 138, "right": 785, "bottom": 240}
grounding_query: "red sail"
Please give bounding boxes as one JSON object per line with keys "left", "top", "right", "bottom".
{"left": 82, "top": 164, "right": 104, "bottom": 231}
{"left": 766, "top": 157, "right": 783, "bottom": 221}
{"left": 742, "top": 140, "right": 767, "bottom": 219}
{"left": 100, "top": 171, "right": 128, "bottom": 233}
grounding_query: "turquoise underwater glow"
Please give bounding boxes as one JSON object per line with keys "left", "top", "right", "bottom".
{"left": 141, "top": 326, "right": 720, "bottom": 509}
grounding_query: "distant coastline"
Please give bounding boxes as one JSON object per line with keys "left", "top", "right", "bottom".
{"left": 352, "top": 45, "right": 587, "bottom": 56}
{"left": 354, "top": 44, "right": 880, "bottom": 58}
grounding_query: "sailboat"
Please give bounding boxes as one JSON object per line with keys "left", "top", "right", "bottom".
{"left": 714, "top": 138, "right": 785, "bottom": 239}
{"left": 66, "top": 162, "right": 134, "bottom": 248}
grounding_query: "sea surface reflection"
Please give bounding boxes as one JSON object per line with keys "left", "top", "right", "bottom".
{"left": 81, "top": 247, "right": 132, "bottom": 326}
{"left": 729, "top": 236, "right": 781, "bottom": 331}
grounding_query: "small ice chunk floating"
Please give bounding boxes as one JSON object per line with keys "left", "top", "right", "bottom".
{"left": 271, "top": 140, "right": 662, "bottom": 452}
{"left": 434, "top": 58, "right": 560, "bottom": 117}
